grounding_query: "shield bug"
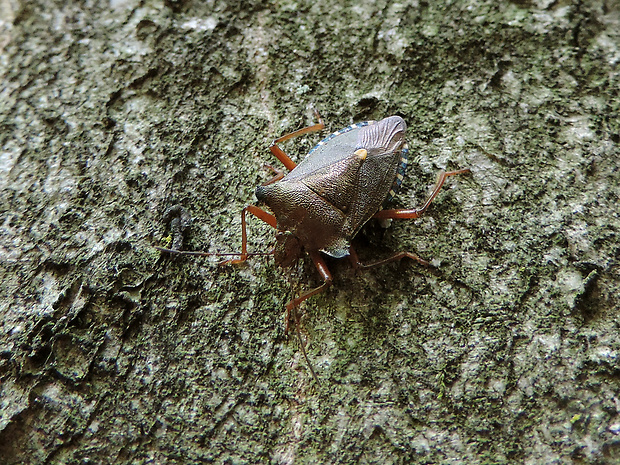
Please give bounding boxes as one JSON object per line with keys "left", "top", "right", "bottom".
{"left": 158, "top": 112, "right": 470, "bottom": 327}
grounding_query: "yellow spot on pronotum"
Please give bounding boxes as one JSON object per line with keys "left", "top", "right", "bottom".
{"left": 354, "top": 148, "right": 368, "bottom": 160}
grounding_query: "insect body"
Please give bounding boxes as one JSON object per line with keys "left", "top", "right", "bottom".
{"left": 258, "top": 117, "right": 407, "bottom": 264}
{"left": 220, "top": 114, "right": 470, "bottom": 319}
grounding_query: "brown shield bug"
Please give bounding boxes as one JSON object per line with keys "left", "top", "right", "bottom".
{"left": 158, "top": 112, "right": 470, "bottom": 328}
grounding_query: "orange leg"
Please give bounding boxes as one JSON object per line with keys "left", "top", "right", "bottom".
{"left": 220, "top": 205, "right": 277, "bottom": 265}
{"left": 261, "top": 164, "right": 286, "bottom": 186}
{"left": 346, "top": 244, "right": 428, "bottom": 269}
{"left": 157, "top": 205, "right": 276, "bottom": 260}
{"left": 269, "top": 110, "right": 325, "bottom": 171}
{"left": 347, "top": 242, "right": 429, "bottom": 271}
{"left": 353, "top": 250, "right": 429, "bottom": 269}
{"left": 285, "top": 250, "right": 332, "bottom": 333}
{"left": 362, "top": 169, "right": 470, "bottom": 269}
{"left": 374, "top": 169, "right": 470, "bottom": 220}
{"left": 347, "top": 245, "right": 362, "bottom": 272}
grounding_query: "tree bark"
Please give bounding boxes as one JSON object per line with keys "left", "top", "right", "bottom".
{"left": 1, "top": 0, "right": 619, "bottom": 463}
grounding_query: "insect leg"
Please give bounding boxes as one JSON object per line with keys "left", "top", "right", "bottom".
{"left": 373, "top": 169, "right": 470, "bottom": 220}
{"left": 293, "top": 314, "right": 321, "bottom": 385}
{"left": 284, "top": 250, "right": 332, "bottom": 332}
{"left": 347, "top": 245, "right": 361, "bottom": 271}
{"left": 156, "top": 205, "right": 276, "bottom": 261}
{"left": 351, "top": 251, "right": 430, "bottom": 269}
{"left": 261, "top": 164, "right": 286, "bottom": 185}
{"left": 348, "top": 243, "right": 428, "bottom": 271}
{"left": 220, "top": 205, "right": 277, "bottom": 265}
{"left": 269, "top": 110, "right": 325, "bottom": 171}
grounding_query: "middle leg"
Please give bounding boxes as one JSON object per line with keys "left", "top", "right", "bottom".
{"left": 374, "top": 169, "right": 470, "bottom": 220}
{"left": 285, "top": 250, "right": 332, "bottom": 333}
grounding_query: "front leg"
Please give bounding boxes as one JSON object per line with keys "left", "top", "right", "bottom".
{"left": 156, "top": 205, "right": 276, "bottom": 262}
{"left": 269, "top": 110, "right": 325, "bottom": 171}
{"left": 219, "top": 205, "right": 277, "bottom": 265}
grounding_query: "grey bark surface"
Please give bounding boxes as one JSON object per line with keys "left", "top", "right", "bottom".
{"left": 1, "top": 0, "right": 619, "bottom": 463}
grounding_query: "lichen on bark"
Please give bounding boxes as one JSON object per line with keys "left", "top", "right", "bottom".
{"left": 0, "top": 0, "right": 619, "bottom": 463}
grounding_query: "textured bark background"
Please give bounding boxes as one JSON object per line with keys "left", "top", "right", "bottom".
{"left": 1, "top": 0, "right": 619, "bottom": 463}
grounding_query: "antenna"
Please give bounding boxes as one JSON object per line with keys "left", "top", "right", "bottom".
{"left": 154, "top": 246, "right": 273, "bottom": 258}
